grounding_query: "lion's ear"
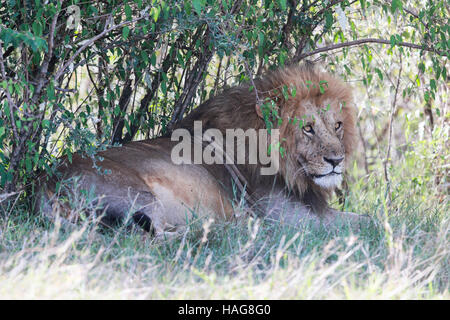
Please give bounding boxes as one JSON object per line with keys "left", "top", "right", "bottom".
{"left": 255, "top": 104, "right": 263, "bottom": 118}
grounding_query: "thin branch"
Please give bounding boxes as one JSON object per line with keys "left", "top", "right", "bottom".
{"left": 111, "top": 76, "right": 133, "bottom": 144}
{"left": 312, "top": 0, "right": 347, "bottom": 20}
{"left": 122, "top": 35, "right": 183, "bottom": 142}
{"left": 54, "top": 13, "right": 148, "bottom": 81}
{"left": 357, "top": 124, "right": 370, "bottom": 175}
{"left": 292, "top": 0, "right": 353, "bottom": 64}
{"left": 293, "top": 38, "right": 447, "bottom": 62}
{"left": 55, "top": 87, "right": 77, "bottom": 93}
{"left": 280, "top": 0, "right": 297, "bottom": 49}
{"left": 383, "top": 54, "right": 403, "bottom": 203}
{"left": 384, "top": 0, "right": 419, "bottom": 18}
{"left": 31, "top": 0, "right": 62, "bottom": 105}
{"left": 243, "top": 60, "right": 262, "bottom": 106}
{"left": 0, "top": 40, "right": 19, "bottom": 142}
{"left": 167, "top": 27, "right": 214, "bottom": 130}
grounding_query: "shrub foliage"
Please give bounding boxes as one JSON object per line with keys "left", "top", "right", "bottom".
{"left": 0, "top": 0, "right": 447, "bottom": 195}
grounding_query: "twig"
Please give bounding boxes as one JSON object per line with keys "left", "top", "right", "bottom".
{"left": 55, "top": 87, "right": 77, "bottom": 93}
{"left": 312, "top": 0, "right": 347, "bottom": 20}
{"left": 357, "top": 124, "right": 370, "bottom": 175}
{"left": 212, "top": 56, "right": 223, "bottom": 95}
{"left": 243, "top": 60, "right": 263, "bottom": 106}
{"left": 167, "top": 26, "right": 214, "bottom": 129}
{"left": 31, "top": 0, "right": 62, "bottom": 105}
{"left": 0, "top": 192, "right": 18, "bottom": 203}
{"left": 54, "top": 13, "right": 148, "bottom": 81}
{"left": 0, "top": 40, "right": 19, "bottom": 142}
{"left": 111, "top": 76, "right": 133, "bottom": 144}
{"left": 292, "top": 38, "right": 447, "bottom": 63}
{"left": 383, "top": 54, "right": 403, "bottom": 202}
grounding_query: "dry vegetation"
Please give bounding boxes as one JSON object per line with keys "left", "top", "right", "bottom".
{"left": 0, "top": 1, "right": 448, "bottom": 299}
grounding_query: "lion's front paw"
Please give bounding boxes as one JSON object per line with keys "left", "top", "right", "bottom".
{"left": 322, "top": 209, "right": 371, "bottom": 231}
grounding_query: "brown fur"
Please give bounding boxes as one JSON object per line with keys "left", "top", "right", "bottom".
{"left": 175, "top": 64, "right": 357, "bottom": 213}
{"left": 37, "top": 64, "right": 360, "bottom": 237}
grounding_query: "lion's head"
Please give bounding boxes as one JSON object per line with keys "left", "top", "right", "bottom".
{"left": 176, "top": 64, "right": 357, "bottom": 212}
{"left": 275, "top": 66, "right": 357, "bottom": 193}
{"left": 282, "top": 97, "right": 350, "bottom": 188}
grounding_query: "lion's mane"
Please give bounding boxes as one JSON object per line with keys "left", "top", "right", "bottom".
{"left": 175, "top": 64, "right": 357, "bottom": 213}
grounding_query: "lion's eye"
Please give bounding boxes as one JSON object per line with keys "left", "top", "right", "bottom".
{"left": 303, "top": 125, "right": 314, "bottom": 135}
{"left": 335, "top": 121, "right": 342, "bottom": 131}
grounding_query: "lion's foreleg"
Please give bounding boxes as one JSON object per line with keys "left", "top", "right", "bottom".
{"left": 321, "top": 208, "right": 371, "bottom": 230}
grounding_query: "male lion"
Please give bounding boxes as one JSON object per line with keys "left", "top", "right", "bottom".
{"left": 36, "top": 64, "right": 365, "bottom": 238}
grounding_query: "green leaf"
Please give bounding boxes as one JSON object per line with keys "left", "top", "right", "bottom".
{"left": 374, "top": 68, "right": 383, "bottom": 81}
{"left": 282, "top": 85, "right": 289, "bottom": 100}
{"left": 124, "top": 4, "right": 132, "bottom": 20}
{"left": 184, "top": 0, "right": 192, "bottom": 15}
{"left": 66, "top": 149, "right": 73, "bottom": 163}
{"left": 435, "top": 108, "right": 440, "bottom": 116}
{"left": 25, "top": 157, "right": 32, "bottom": 172}
{"left": 390, "top": 35, "right": 397, "bottom": 48}
{"left": 192, "top": 0, "right": 205, "bottom": 15}
{"left": 391, "top": 0, "right": 403, "bottom": 13}
{"left": 151, "top": 6, "right": 160, "bottom": 22}
{"left": 430, "top": 79, "right": 436, "bottom": 91}
{"left": 291, "top": 87, "right": 296, "bottom": 97}
{"left": 122, "top": 26, "right": 130, "bottom": 40}
{"left": 325, "top": 11, "right": 333, "bottom": 30}
{"left": 418, "top": 62, "right": 425, "bottom": 73}
{"left": 32, "top": 21, "right": 42, "bottom": 36}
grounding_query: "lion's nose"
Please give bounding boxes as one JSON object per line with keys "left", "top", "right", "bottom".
{"left": 323, "top": 156, "right": 344, "bottom": 168}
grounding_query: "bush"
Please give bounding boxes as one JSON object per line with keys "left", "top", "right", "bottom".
{"left": 0, "top": 0, "right": 447, "bottom": 199}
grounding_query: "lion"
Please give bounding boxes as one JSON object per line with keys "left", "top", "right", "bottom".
{"left": 36, "top": 64, "right": 365, "bottom": 238}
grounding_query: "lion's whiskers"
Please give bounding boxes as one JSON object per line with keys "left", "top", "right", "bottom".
{"left": 292, "top": 166, "right": 307, "bottom": 181}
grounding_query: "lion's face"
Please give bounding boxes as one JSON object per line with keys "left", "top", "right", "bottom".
{"left": 291, "top": 99, "right": 346, "bottom": 189}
